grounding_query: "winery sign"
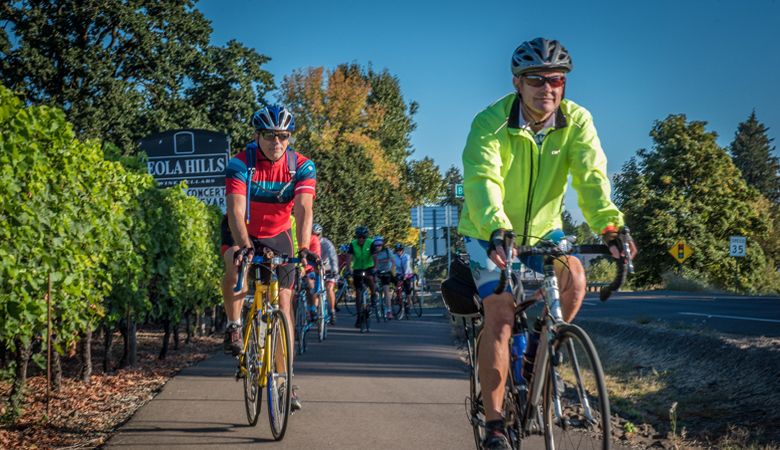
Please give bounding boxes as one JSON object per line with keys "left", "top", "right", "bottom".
{"left": 139, "top": 129, "right": 230, "bottom": 212}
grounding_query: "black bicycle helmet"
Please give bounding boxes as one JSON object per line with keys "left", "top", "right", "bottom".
{"left": 355, "top": 225, "right": 369, "bottom": 239}
{"left": 394, "top": 243, "right": 404, "bottom": 251}
{"left": 511, "top": 38, "right": 573, "bottom": 76}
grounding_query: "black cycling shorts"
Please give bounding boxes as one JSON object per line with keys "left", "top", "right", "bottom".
{"left": 352, "top": 269, "right": 375, "bottom": 292}
{"left": 221, "top": 216, "right": 296, "bottom": 289}
{"left": 376, "top": 271, "right": 393, "bottom": 286}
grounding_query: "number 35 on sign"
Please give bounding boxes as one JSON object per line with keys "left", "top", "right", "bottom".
{"left": 730, "top": 236, "right": 746, "bottom": 257}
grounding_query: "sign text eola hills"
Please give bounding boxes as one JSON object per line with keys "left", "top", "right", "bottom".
{"left": 139, "top": 129, "right": 230, "bottom": 212}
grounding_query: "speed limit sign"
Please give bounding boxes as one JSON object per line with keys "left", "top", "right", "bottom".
{"left": 730, "top": 236, "right": 746, "bottom": 257}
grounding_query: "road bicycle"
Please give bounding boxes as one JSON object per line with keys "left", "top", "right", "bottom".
{"left": 373, "top": 271, "right": 393, "bottom": 323}
{"left": 234, "top": 249, "right": 296, "bottom": 441}
{"left": 444, "top": 229, "right": 632, "bottom": 449}
{"left": 333, "top": 264, "right": 354, "bottom": 315}
{"left": 391, "top": 274, "right": 423, "bottom": 319}
{"left": 292, "top": 262, "right": 329, "bottom": 355}
{"left": 352, "top": 269, "right": 374, "bottom": 333}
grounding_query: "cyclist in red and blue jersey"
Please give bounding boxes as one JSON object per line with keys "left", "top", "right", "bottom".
{"left": 221, "top": 104, "right": 317, "bottom": 411}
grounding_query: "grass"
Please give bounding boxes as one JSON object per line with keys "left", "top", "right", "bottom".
{"left": 579, "top": 318, "right": 780, "bottom": 448}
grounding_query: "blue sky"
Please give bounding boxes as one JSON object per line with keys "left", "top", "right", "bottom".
{"left": 198, "top": 0, "right": 780, "bottom": 222}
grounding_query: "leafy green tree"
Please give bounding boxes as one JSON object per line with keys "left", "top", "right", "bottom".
{"left": 729, "top": 110, "right": 780, "bottom": 202}
{"left": 0, "top": 1, "right": 272, "bottom": 151}
{"left": 614, "top": 114, "right": 774, "bottom": 291}
{"left": 280, "top": 64, "right": 443, "bottom": 246}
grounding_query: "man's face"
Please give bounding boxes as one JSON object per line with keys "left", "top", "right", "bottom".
{"left": 513, "top": 70, "right": 566, "bottom": 118}
{"left": 357, "top": 236, "right": 366, "bottom": 244}
{"left": 256, "top": 130, "right": 291, "bottom": 161}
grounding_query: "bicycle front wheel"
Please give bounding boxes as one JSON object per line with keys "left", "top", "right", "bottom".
{"left": 470, "top": 330, "right": 486, "bottom": 449}
{"left": 391, "top": 289, "right": 404, "bottom": 319}
{"left": 242, "top": 317, "right": 262, "bottom": 426}
{"left": 543, "top": 324, "right": 611, "bottom": 450}
{"left": 318, "top": 297, "right": 327, "bottom": 342}
{"left": 267, "top": 311, "right": 293, "bottom": 441}
{"left": 294, "top": 290, "right": 308, "bottom": 355}
{"left": 411, "top": 289, "right": 423, "bottom": 318}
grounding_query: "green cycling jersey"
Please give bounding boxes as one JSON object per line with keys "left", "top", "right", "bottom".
{"left": 458, "top": 94, "right": 623, "bottom": 244}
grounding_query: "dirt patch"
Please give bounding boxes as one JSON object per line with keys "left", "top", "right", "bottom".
{"left": 580, "top": 318, "right": 780, "bottom": 449}
{"left": 0, "top": 331, "right": 221, "bottom": 449}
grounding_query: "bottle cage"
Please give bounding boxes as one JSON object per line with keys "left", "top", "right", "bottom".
{"left": 244, "top": 143, "right": 298, "bottom": 225}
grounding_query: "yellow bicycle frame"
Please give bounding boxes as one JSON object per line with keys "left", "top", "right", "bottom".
{"left": 238, "top": 274, "right": 282, "bottom": 387}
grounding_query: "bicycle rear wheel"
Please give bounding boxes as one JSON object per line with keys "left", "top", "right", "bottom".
{"left": 267, "top": 311, "right": 292, "bottom": 441}
{"left": 242, "top": 317, "right": 262, "bottom": 426}
{"left": 543, "top": 324, "right": 611, "bottom": 450}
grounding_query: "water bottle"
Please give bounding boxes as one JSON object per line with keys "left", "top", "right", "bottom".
{"left": 522, "top": 319, "right": 543, "bottom": 383}
{"left": 510, "top": 331, "right": 527, "bottom": 384}
{"left": 257, "top": 313, "right": 268, "bottom": 347}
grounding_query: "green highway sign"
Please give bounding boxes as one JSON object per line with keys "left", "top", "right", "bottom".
{"left": 454, "top": 184, "right": 464, "bottom": 198}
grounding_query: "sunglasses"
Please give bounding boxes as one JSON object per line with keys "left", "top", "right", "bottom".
{"left": 260, "top": 130, "right": 291, "bottom": 141}
{"left": 523, "top": 74, "right": 566, "bottom": 88}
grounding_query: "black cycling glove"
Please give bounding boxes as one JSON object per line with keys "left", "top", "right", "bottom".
{"left": 487, "top": 228, "right": 509, "bottom": 257}
{"left": 233, "top": 246, "right": 255, "bottom": 266}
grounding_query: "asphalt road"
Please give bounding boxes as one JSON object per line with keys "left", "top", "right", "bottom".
{"left": 106, "top": 308, "right": 478, "bottom": 449}
{"left": 576, "top": 290, "right": 780, "bottom": 337}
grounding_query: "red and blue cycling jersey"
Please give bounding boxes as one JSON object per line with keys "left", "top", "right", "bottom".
{"left": 225, "top": 142, "right": 316, "bottom": 239}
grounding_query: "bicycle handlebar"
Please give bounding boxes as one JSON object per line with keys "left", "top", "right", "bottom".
{"left": 233, "top": 254, "right": 303, "bottom": 293}
{"left": 492, "top": 228, "right": 633, "bottom": 301}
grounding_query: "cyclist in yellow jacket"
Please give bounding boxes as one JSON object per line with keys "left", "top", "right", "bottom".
{"left": 459, "top": 37, "right": 636, "bottom": 450}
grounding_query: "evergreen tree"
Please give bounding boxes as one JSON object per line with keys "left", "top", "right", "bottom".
{"left": 441, "top": 165, "right": 464, "bottom": 208}
{"left": 614, "top": 114, "right": 774, "bottom": 291}
{"left": 730, "top": 110, "right": 780, "bottom": 202}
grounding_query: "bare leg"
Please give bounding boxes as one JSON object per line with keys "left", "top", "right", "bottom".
{"left": 478, "top": 292, "right": 515, "bottom": 422}
{"left": 222, "top": 247, "right": 246, "bottom": 322}
{"left": 554, "top": 256, "right": 586, "bottom": 323}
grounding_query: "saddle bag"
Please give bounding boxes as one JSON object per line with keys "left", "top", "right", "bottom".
{"left": 440, "top": 256, "right": 481, "bottom": 316}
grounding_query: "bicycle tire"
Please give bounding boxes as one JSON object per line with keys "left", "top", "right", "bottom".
{"left": 411, "top": 289, "right": 423, "bottom": 318}
{"left": 242, "top": 316, "right": 262, "bottom": 426}
{"left": 318, "top": 297, "right": 327, "bottom": 342}
{"left": 391, "top": 289, "right": 404, "bottom": 319}
{"left": 336, "top": 279, "right": 354, "bottom": 315}
{"left": 267, "top": 311, "right": 292, "bottom": 441}
{"left": 294, "top": 290, "right": 308, "bottom": 355}
{"left": 361, "top": 288, "right": 371, "bottom": 332}
{"left": 372, "top": 292, "right": 383, "bottom": 323}
{"left": 470, "top": 330, "right": 486, "bottom": 449}
{"left": 542, "top": 324, "right": 611, "bottom": 450}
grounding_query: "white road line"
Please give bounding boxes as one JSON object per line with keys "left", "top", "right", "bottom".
{"left": 679, "top": 312, "right": 780, "bottom": 324}
{"left": 582, "top": 301, "right": 597, "bottom": 306}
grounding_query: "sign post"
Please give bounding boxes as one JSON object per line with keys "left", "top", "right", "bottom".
{"left": 668, "top": 240, "right": 693, "bottom": 274}
{"left": 410, "top": 205, "right": 459, "bottom": 281}
{"left": 730, "top": 236, "right": 746, "bottom": 292}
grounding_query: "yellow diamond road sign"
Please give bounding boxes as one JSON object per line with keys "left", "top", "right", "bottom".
{"left": 669, "top": 240, "right": 693, "bottom": 264}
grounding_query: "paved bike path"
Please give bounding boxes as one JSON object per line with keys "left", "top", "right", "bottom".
{"left": 107, "top": 310, "right": 476, "bottom": 449}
